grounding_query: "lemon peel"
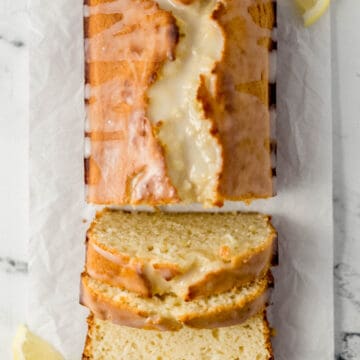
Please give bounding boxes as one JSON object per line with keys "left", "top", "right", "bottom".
{"left": 296, "top": 0, "right": 330, "bottom": 27}
{"left": 12, "top": 324, "right": 64, "bottom": 360}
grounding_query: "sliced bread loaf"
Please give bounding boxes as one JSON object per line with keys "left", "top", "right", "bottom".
{"left": 83, "top": 312, "right": 273, "bottom": 360}
{"left": 86, "top": 209, "right": 277, "bottom": 299}
{"left": 80, "top": 273, "right": 271, "bottom": 331}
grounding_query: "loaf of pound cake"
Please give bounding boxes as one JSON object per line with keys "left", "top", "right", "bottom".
{"left": 84, "top": 0, "right": 276, "bottom": 206}
{"left": 83, "top": 312, "right": 273, "bottom": 359}
{"left": 85, "top": 209, "right": 277, "bottom": 299}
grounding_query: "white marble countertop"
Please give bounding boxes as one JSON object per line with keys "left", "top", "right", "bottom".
{"left": 0, "top": 0, "right": 359, "bottom": 359}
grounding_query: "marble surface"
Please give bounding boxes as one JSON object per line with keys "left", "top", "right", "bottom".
{"left": 0, "top": 0, "right": 359, "bottom": 359}
{"left": 0, "top": 0, "right": 28, "bottom": 359}
{"left": 332, "top": 1, "right": 360, "bottom": 358}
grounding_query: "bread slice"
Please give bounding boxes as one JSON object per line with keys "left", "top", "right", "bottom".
{"left": 85, "top": 209, "right": 277, "bottom": 300}
{"left": 82, "top": 312, "right": 273, "bottom": 360}
{"left": 80, "top": 273, "right": 271, "bottom": 331}
{"left": 84, "top": 0, "right": 276, "bottom": 206}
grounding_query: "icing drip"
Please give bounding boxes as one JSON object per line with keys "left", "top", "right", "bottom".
{"left": 148, "top": 0, "right": 224, "bottom": 204}
{"left": 85, "top": 0, "right": 179, "bottom": 204}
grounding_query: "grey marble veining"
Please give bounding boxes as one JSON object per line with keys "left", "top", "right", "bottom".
{"left": 337, "top": 333, "right": 360, "bottom": 360}
{"left": 335, "top": 262, "right": 360, "bottom": 358}
{"left": 0, "top": 0, "right": 360, "bottom": 359}
{"left": 332, "top": 1, "right": 360, "bottom": 358}
{"left": 0, "top": 1, "right": 29, "bottom": 358}
{"left": 0, "top": 34, "right": 25, "bottom": 48}
{"left": 0, "top": 257, "right": 28, "bottom": 274}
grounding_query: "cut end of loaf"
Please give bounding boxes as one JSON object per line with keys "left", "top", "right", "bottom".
{"left": 83, "top": 312, "right": 273, "bottom": 360}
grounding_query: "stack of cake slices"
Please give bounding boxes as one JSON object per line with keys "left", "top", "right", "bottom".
{"left": 80, "top": 210, "right": 277, "bottom": 359}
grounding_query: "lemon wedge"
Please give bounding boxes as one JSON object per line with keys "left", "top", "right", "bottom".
{"left": 296, "top": 0, "right": 330, "bottom": 27}
{"left": 12, "top": 325, "right": 64, "bottom": 360}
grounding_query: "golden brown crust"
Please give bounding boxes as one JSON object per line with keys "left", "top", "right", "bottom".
{"left": 83, "top": 312, "right": 273, "bottom": 359}
{"left": 85, "top": 0, "right": 180, "bottom": 205}
{"left": 180, "top": 274, "right": 272, "bottom": 328}
{"left": 80, "top": 273, "right": 271, "bottom": 331}
{"left": 173, "top": 0, "right": 197, "bottom": 4}
{"left": 263, "top": 310, "right": 274, "bottom": 360}
{"left": 182, "top": 289, "right": 269, "bottom": 329}
{"left": 197, "top": 0, "right": 275, "bottom": 202}
{"left": 86, "top": 209, "right": 277, "bottom": 300}
{"left": 80, "top": 273, "right": 181, "bottom": 331}
{"left": 84, "top": 13, "right": 124, "bottom": 37}
{"left": 86, "top": 234, "right": 276, "bottom": 299}
{"left": 186, "top": 236, "right": 276, "bottom": 299}
{"left": 82, "top": 315, "right": 94, "bottom": 360}
{"left": 86, "top": 242, "right": 152, "bottom": 297}
{"left": 248, "top": 1, "right": 276, "bottom": 30}
{"left": 85, "top": 0, "right": 117, "bottom": 5}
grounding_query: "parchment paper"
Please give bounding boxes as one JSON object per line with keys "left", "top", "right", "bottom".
{"left": 29, "top": 1, "right": 334, "bottom": 359}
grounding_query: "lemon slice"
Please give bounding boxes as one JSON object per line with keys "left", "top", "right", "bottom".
{"left": 12, "top": 325, "right": 64, "bottom": 360}
{"left": 296, "top": 0, "right": 330, "bottom": 27}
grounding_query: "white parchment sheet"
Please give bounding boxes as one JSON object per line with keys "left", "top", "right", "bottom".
{"left": 29, "top": 1, "right": 333, "bottom": 359}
